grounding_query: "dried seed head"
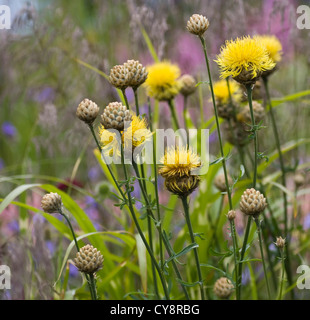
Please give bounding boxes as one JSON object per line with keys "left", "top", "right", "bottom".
{"left": 275, "top": 236, "right": 286, "bottom": 249}
{"left": 217, "top": 103, "right": 236, "bottom": 120}
{"left": 224, "top": 120, "right": 249, "bottom": 147}
{"left": 294, "top": 172, "right": 305, "bottom": 188}
{"left": 101, "top": 102, "right": 132, "bottom": 131}
{"left": 227, "top": 210, "right": 236, "bottom": 221}
{"left": 74, "top": 244, "right": 104, "bottom": 274}
{"left": 76, "top": 99, "right": 99, "bottom": 124}
{"left": 240, "top": 188, "right": 267, "bottom": 217}
{"left": 214, "top": 173, "right": 233, "bottom": 192}
{"left": 109, "top": 64, "right": 130, "bottom": 90}
{"left": 237, "top": 101, "right": 265, "bottom": 126}
{"left": 179, "top": 74, "right": 196, "bottom": 96}
{"left": 165, "top": 175, "right": 200, "bottom": 197}
{"left": 213, "top": 277, "right": 234, "bottom": 299}
{"left": 124, "top": 59, "right": 148, "bottom": 90}
{"left": 41, "top": 192, "right": 62, "bottom": 214}
{"left": 187, "top": 14, "right": 210, "bottom": 36}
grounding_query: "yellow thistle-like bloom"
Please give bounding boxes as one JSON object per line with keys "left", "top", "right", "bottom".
{"left": 98, "top": 124, "right": 121, "bottom": 157}
{"left": 254, "top": 35, "right": 282, "bottom": 63}
{"left": 123, "top": 114, "right": 153, "bottom": 149}
{"left": 213, "top": 79, "right": 242, "bottom": 105}
{"left": 215, "top": 36, "right": 276, "bottom": 85}
{"left": 159, "top": 146, "right": 201, "bottom": 178}
{"left": 99, "top": 114, "right": 152, "bottom": 156}
{"left": 144, "top": 61, "right": 181, "bottom": 101}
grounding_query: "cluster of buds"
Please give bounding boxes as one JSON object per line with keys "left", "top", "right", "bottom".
{"left": 240, "top": 188, "right": 267, "bottom": 217}
{"left": 100, "top": 101, "right": 131, "bottom": 131}
{"left": 109, "top": 59, "right": 148, "bottom": 91}
{"left": 213, "top": 277, "right": 234, "bottom": 299}
{"left": 74, "top": 244, "right": 104, "bottom": 274}
{"left": 187, "top": 14, "right": 210, "bottom": 36}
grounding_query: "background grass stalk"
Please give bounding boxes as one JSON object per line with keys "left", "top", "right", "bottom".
{"left": 254, "top": 217, "right": 271, "bottom": 299}
{"left": 262, "top": 76, "right": 293, "bottom": 297}
{"left": 120, "top": 144, "right": 170, "bottom": 300}
{"left": 181, "top": 195, "right": 205, "bottom": 300}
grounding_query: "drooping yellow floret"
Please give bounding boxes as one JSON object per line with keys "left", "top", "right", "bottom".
{"left": 123, "top": 114, "right": 153, "bottom": 149}
{"left": 144, "top": 61, "right": 181, "bottom": 101}
{"left": 213, "top": 79, "right": 242, "bottom": 105}
{"left": 159, "top": 146, "right": 201, "bottom": 178}
{"left": 215, "top": 36, "right": 276, "bottom": 81}
{"left": 254, "top": 35, "right": 282, "bottom": 63}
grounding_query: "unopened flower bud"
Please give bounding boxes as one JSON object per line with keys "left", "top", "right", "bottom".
{"left": 74, "top": 244, "right": 104, "bottom": 274}
{"left": 213, "top": 277, "right": 234, "bottom": 299}
{"left": 187, "top": 14, "right": 210, "bottom": 36}
{"left": 76, "top": 99, "right": 99, "bottom": 124}
{"left": 240, "top": 188, "right": 267, "bottom": 217}
{"left": 41, "top": 192, "right": 62, "bottom": 213}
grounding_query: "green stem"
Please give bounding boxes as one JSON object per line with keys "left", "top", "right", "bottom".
{"left": 199, "top": 35, "right": 233, "bottom": 210}
{"left": 167, "top": 99, "right": 181, "bottom": 131}
{"left": 122, "top": 89, "right": 130, "bottom": 110}
{"left": 88, "top": 273, "right": 98, "bottom": 300}
{"left": 183, "top": 95, "right": 190, "bottom": 145}
{"left": 254, "top": 217, "right": 271, "bottom": 300}
{"left": 237, "top": 216, "right": 252, "bottom": 299}
{"left": 181, "top": 196, "right": 205, "bottom": 300}
{"left": 132, "top": 162, "right": 190, "bottom": 299}
{"left": 120, "top": 145, "right": 170, "bottom": 300}
{"left": 278, "top": 249, "right": 285, "bottom": 300}
{"left": 133, "top": 88, "right": 140, "bottom": 116}
{"left": 229, "top": 219, "right": 240, "bottom": 300}
{"left": 245, "top": 84, "right": 258, "bottom": 188}
{"left": 59, "top": 210, "right": 79, "bottom": 252}
{"left": 262, "top": 76, "right": 293, "bottom": 298}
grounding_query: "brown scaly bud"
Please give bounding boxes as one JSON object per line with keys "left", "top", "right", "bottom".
{"left": 213, "top": 277, "right": 234, "bottom": 299}
{"left": 227, "top": 210, "right": 236, "bottom": 221}
{"left": 179, "top": 74, "right": 196, "bottom": 96}
{"left": 76, "top": 99, "right": 99, "bottom": 125}
{"left": 100, "top": 102, "right": 132, "bottom": 131}
{"left": 109, "top": 64, "right": 130, "bottom": 90}
{"left": 165, "top": 175, "right": 200, "bottom": 197}
{"left": 187, "top": 14, "right": 210, "bottom": 36}
{"left": 240, "top": 188, "right": 267, "bottom": 217}
{"left": 124, "top": 60, "right": 148, "bottom": 90}
{"left": 224, "top": 120, "right": 250, "bottom": 147}
{"left": 74, "top": 244, "right": 104, "bottom": 274}
{"left": 233, "top": 68, "right": 262, "bottom": 86}
{"left": 275, "top": 236, "right": 286, "bottom": 249}
{"left": 41, "top": 192, "right": 62, "bottom": 214}
{"left": 237, "top": 101, "right": 265, "bottom": 126}
{"left": 214, "top": 173, "right": 233, "bottom": 192}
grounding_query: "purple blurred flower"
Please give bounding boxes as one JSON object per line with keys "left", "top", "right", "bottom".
{"left": 0, "top": 158, "right": 4, "bottom": 171}
{"left": 45, "top": 240, "right": 56, "bottom": 256}
{"left": 88, "top": 166, "right": 101, "bottom": 181}
{"left": 303, "top": 213, "right": 310, "bottom": 230}
{"left": 34, "top": 86, "right": 55, "bottom": 103}
{"left": 6, "top": 220, "right": 19, "bottom": 233}
{"left": 2, "top": 121, "right": 17, "bottom": 138}
{"left": 69, "top": 264, "right": 79, "bottom": 278}
{"left": 242, "top": 267, "right": 250, "bottom": 285}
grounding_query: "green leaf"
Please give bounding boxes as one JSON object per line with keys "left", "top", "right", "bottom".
{"left": 140, "top": 26, "right": 159, "bottom": 62}
{"left": 164, "top": 243, "right": 199, "bottom": 265}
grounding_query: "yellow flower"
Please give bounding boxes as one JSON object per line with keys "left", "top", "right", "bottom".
{"left": 123, "top": 114, "right": 153, "bottom": 149}
{"left": 215, "top": 36, "right": 276, "bottom": 84}
{"left": 213, "top": 79, "right": 242, "bottom": 105}
{"left": 159, "top": 146, "right": 201, "bottom": 178}
{"left": 144, "top": 61, "right": 181, "bottom": 101}
{"left": 98, "top": 124, "right": 121, "bottom": 157}
{"left": 254, "top": 35, "right": 282, "bottom": 63}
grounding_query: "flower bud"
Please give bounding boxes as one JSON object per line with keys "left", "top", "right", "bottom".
{"left": 41, "top": 192, "right": 62, "bottom": 214}
{"left": 187, "top": 14, "right": 210, "bottom": 36}
{"left": 76, "top": 99, "right": 99, "bottom": 124}
{"left": 74, "top": 244, "right": 104, "bottom": 274}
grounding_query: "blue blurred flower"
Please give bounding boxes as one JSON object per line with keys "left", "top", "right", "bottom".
{"left": 34, "top": 86, "right": 55, "bottom": 103}
{"left": 2, "top": 121, "right": 17, "bottom": 138}
{"left": 88, "top": 166, "right": 101, "bottom": 181}
{"left": 303, "top": 213, "right": 310, "bottom": 230}
{"left": 45, "top": 240, "right": 56, "bottom": 256}
{"left": 69, "top": 264, "right": 79, "bottom": 278}
{"left": 7, "top": 220, "right": 19, "bottom": 233}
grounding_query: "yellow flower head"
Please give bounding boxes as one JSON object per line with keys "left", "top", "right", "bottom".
{"left": 159, "top": 146, "right": 201, "bottom": 178}
{"left": 254, "top": 35, "right": 282, "bottom": 63}
{"left": 98, "top": 124, "right": 121, "bottom": 157}
{"left": 215, "top": 36, "right": 276, "bottom": 84}
{"left": 213, "top": 79, "right": 242, "bottom": 105}
{"left": 144, "top": 61, "right": 181, "bottom": 101}
{"left": 123, "top": 114, "right": 153, "bottom": 149}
